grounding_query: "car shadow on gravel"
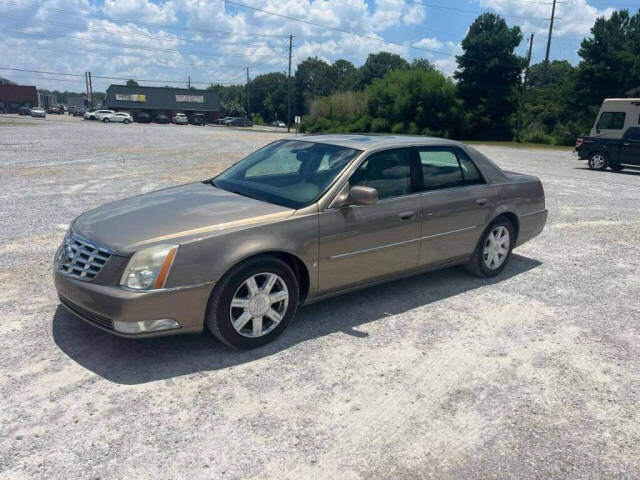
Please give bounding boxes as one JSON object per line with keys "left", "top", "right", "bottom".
{"left": 52, "top": 254, "right": 541, "bottom": 385}
{"left": 575, "top": 166, "right": 640, "bottom": 176}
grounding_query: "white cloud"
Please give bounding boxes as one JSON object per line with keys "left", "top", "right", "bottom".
{"left": 413, "top": 37, "right": 443, "bottom": 50}
{"left": 476, "top": 0, "right": 614, "bottom": 37}
{"left": 102, "top": 0, "right": 178, "bottom": 24}
{"left": 0, "top": 0, "right": 474, "bottom": 90}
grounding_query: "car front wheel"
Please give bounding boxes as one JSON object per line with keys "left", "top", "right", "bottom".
{"left": 205, "top": 256, "right": 299, "bottom": 349}
{"left": 588, "top": 152, "right": 608, "bottom": 170}
{"left": 102, "top": 117, "right": 110, "bottom": 123}
{"left": 124, "top": 119, "right": 130, "bottom": 124}
{"left": 465, "top": 217, "right": 514, "bottom": 277}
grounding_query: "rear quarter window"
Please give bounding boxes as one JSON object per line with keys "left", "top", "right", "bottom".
{"left": 597, "top": 112, "right": 626, "bottom": 130}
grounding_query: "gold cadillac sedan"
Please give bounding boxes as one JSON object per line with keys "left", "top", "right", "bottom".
{"left": 54, "top": 135, "right": 547, "bottom": 348}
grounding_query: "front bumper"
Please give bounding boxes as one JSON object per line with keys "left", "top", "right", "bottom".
{"left": 54, "top": 270, "right": 213, "bottom": 338}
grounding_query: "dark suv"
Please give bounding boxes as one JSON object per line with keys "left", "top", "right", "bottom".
{"left": 190, "top": 113, "right": 206, "bottom": 125}
{"left": 575, "top": 127, "right": 640, "bottom": 171}
{"left": 135, "top": 112, "right": 151, "bottom": 123}
{"left": 228, "top": 117, "right": 253, "bottom": 127}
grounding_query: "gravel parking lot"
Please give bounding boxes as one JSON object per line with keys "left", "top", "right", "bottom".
{"left": 1, "top": 115, "right": 639, "bottom": 479}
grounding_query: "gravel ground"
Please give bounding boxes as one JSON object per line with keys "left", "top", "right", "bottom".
{"left": 1, "top": 115, "right": 639, "bottom": 479}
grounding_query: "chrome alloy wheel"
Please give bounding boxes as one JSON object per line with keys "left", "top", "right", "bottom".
{"left": 229, "top": 272, "right": 289, "bottom": 338}
{"left": 590, "top": 154, "right": 606, "bottom": 169}
{"left": 483, "top": 226, "right": 510, "bottom": 270}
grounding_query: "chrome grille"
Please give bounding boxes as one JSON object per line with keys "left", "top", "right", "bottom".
{"left": 55, "top": 232, "right": 113, "bottom": 281}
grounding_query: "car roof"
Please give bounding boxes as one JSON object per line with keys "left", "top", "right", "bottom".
{"left": 287, "top": 133, "right": 461, "bottom": 151}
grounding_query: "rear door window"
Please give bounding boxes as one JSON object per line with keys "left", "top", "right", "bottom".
{"left": 418, "top": 149, "right": 463, "bottom": 190}
{"left": 597, "top": 112, "right": 626, "bottom": 130}
{"left": 456, "top": 149, "right": 485, "bottom": 186}
{"left": 624, "top": 127, "right": 640, "bottom": 140}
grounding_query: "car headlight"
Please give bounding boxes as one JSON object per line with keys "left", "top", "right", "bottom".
{"left": 120, "top": 244, "right": 178, "bottom": 290}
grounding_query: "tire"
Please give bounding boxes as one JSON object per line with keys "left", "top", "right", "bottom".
{"left": 465, "top": 216, "right": 515, "bottom": 278}
{"left": 124, "top": 119, "right": 130, "bottom": 124}
{"left": 102, "top": 117, "right": 110, "bottom": 123}
{"left": 588, "top": 152, "right": 608, "bottom": 170}
{"left": 205, "top": 256, "right": 299, "bottom": 349}
{"left": 609, "top": 163, "right": 623, "bottom": 172}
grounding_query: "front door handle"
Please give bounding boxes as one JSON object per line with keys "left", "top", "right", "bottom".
{"left": 623, "top": 142, "right": 630, "bottom": 146}
{"left": 476, "top": 198, "right": 488, "bottom": 206}
{"left": 398, "top": 211, "right": 415, "bottom": 221}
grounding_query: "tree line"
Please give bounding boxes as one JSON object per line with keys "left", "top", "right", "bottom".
{"left": 211, "top": 9, "right": 640, "bottom": 145}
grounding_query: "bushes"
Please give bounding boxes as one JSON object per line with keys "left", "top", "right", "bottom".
{"left": 301, "top": 68, "right": 461, "bottom": 137}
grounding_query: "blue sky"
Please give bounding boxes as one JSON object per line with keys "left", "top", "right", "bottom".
{"left": 0, "top": 0, "right": 636, "bottom": 92}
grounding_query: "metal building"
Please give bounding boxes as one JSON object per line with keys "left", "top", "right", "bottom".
{"left": 37, "top": 90, "right": 58, "bottom": 110}
{"left": 0, "top": 84, "right": 37, "bottom": 113}
{"left": 105, "top": 84, "right": 220, "bottom": 122}
{"left": 66, "top": 94, "right": 88, "bottom": 110}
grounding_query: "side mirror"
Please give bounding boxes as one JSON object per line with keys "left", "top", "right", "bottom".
{"left": 347, "top": 185, "right": 378, "bottom": 206}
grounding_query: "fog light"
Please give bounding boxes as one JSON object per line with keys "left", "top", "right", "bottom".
{"left": 113, "top": 318, "right": 181, "bottom": 334}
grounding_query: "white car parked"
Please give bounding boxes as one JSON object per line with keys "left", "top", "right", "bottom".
{"left": 103, "top": 112, "right": 133, "bottom": 124}
{"left": 172, "top": 112, "right": 188, "bottom": 124}
{"left": 93, "top": 110, "right": 115, "bottom": 121}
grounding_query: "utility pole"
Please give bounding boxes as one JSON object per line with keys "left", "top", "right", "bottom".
{"left": 246, "top": 67, "right": 251, "bottom": 120}
{"left": 88, "top": 71, "right": 94, "bottom": 109}
{"left": 544, "top": 0, "right": 557, "bottom": 68}
{"left": 187, "top": 75, "right": 191, "bottom": 89}
{"left": 524, "top": 32, "right": 534, "bottom": 85}
{"left": 84, "top": 72, "right": 90, "bottom": 108}
{"left": 287, "top": 34, "right": 293, "bottom": 133}
{"left": 518, "top": 33, "right": 534, "bottom": 142}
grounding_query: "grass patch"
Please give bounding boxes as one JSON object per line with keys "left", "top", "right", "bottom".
{"left": 467, "top": 140, "right": 574, "bottom": 151}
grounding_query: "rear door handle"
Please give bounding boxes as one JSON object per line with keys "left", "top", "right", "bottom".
{"left": 398, "top": 211, "right": 415, "bottom": 221}
{"left": 476, "top": 198, "right": 488, "bottom": 206}
{"left": 623, "top": 143, "right": 630, "bottom": 146}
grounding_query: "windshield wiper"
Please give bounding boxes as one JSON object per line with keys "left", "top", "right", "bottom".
{"left": 206, "top": 179, "right": 256, "bottom": 200}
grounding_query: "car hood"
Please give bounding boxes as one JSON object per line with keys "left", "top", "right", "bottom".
{"left": 72, "top": 182, "right": 294, "bottom": 253}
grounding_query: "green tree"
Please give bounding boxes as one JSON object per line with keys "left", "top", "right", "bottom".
{"left": 329, "top": 59, "right": 361, "bottom": 92}
{"left": 207, "top": 83, "right": 246, "bottom": 109}
{"left": 411, "top": 58, "right": 435, "bottom": 72}
{"left": 248, "top": 72, "right": 288, "bottom": 122}
{"left": 366, "top": 68, "right": 461, "bottom": 137}
{"left": 359, "top": 51, "right": 409, "bottom": 86}
{"left": 294, "top": 57, "right": 332, "bottom": 115}
{"left": 454, "top": 13, "right": 524, "bottom": 140}
{"left": 521, "top": 60, "right": 581, "bottom": 144}
{"left": 126, "top": 79, "right": 139, "bottom": 86}
{"left": 576, "top": 9, "right": 640, "bottom": 108}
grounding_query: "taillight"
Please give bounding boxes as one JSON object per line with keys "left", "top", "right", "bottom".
{"left": 575, "top": 138, "right": 583, "bottom": 148}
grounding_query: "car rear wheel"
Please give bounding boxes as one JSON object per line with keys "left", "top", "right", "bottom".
{"left": 465, "top": 217, "right": 514, "bottom": 278}
{"left": 124, "top": 119, "right": 130, "bottom": 124}
{"left": 205, "top": 256, "right": 299, "bottom": 349}
{"left": 588, "top": 153, "right": 608, "bottom": 170}
{"left": 102, "top": 117, "right": 110, "bottom": 123}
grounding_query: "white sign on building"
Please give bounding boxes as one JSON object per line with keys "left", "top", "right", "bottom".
{"left": 176, "top": 95, "right": 204, "bottom": 103}
{"left": 115, "top": 93, "right": 146, "bottom": 102}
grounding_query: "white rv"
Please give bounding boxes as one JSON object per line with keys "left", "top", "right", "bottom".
{"left": 590, "top": 98, "right": 640, "bottom": 138}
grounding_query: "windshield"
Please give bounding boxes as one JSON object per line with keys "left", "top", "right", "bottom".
{"left": 213, "top": 140, "right": 361, "bottom": 209}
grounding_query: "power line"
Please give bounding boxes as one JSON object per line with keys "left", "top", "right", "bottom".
{"left": 404, "top": 1, "right": 559, "bottom": 20}
{"left": 4, "top": 28, "right": 286, "bottom": 59}
{"left": 0, "top": 67, "right": 263, "bottom": 86}
{"left": 1, "top": 13, "right": 289, "bottom": 49}
{"left": 0, "top": 0, "right": 291, "bottom": 39}
{"left": 220, "top": 0, "right": 528, "bottom": 68}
